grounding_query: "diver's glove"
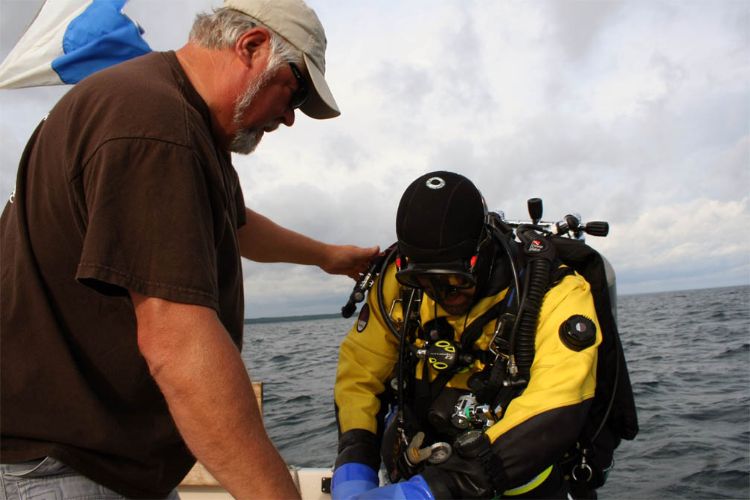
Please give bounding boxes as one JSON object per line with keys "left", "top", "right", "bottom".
{"left": 421, "top": 431, "right": 503, "bottom": 499}
{"left": 354, "top": 474, "right": 434, "bottom": 500}
{"left": 331, "top": 463, "right": 379, "bottom": 500}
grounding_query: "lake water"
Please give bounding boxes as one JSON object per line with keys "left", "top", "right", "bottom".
{"left": 241, "top": 285, "right": 750, "bottom": 499}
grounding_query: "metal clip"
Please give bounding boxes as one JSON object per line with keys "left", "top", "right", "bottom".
{"left": 405, "top": 432, "right": 432, "bottom": 466}
{"left": 489, "top": 313, "right": 515, "bottom": 359}
{"left": 388, "top": 299, "right": 404, "bottom": 329}
{"left": 571, "top": 454, "right": 594, "bottom": 483}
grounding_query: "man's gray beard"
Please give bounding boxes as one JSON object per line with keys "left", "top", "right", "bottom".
{"left": 229, "top": 67, "right": 276, "bottom": 155}
{"left": 230, "top": 125, "right": 262, "bottom": 155}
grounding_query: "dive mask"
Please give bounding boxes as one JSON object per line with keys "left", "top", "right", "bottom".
{"left": 396, "top": 256, "right": 478, "bottom": 300}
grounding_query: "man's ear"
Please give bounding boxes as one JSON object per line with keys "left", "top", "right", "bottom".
{"left": 235, "top": 27, "right": 271, "bottom": 69}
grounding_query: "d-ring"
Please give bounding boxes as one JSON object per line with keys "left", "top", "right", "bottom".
{"left": 571, "top": 462, "right": 593, "bottom": 482}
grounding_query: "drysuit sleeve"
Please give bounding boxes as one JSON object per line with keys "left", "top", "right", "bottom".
{"left": 334, "top": 263, "right": 402, "bottom": 470}
{"left": 480, "top": 271, "right": 602, "bottom": 491}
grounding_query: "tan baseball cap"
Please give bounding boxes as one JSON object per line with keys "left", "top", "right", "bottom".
{"left": 224, "top": 0, "right": 340, "bottom": 119}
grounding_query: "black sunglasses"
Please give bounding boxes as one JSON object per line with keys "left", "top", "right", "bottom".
{"left": 288, "top": 62, "right": 309, "bottom": 110}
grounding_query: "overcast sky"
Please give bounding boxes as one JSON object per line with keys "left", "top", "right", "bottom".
{"left": 1, "top": 0, "right": 748, "bottom": 318}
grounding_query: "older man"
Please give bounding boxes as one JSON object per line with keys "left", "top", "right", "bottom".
{"left": 0, "top": 1, "right": 376, "bottom": 499}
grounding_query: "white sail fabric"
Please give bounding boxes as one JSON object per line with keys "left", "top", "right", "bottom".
{"left": 0, "top": 0, "right": 151, "bottom": 89}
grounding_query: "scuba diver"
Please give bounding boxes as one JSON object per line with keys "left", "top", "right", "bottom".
{"left": 332, "top": 171, "right": 637, "bottom": 499}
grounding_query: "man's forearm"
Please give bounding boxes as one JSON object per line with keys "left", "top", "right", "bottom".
{"left": 239, "top": 208, "right": 329, "bottom": 264}
{"left": 238, "top": 207, "right": 378, "bottom": 278}
{"left": 132, "top": 294, "right": 300, "bottom": 500}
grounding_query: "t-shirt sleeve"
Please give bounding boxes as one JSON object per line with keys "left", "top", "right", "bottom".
{"left": 76, "top": 138, "right": 221, "bottom": 309}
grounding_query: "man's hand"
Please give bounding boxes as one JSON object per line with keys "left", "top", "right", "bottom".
{"left": 320, "top": 244, "right": 380, "bottom": 280}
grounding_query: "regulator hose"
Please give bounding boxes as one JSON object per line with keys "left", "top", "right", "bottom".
{"left": 487, "top": 224, "right": 521, "bottom": 312}
{"left": 512, "top": 256, "right": 551, "bottom": 379}
{"left": 511, "top": 225, "right": 556, "bottom": 380}
{"left": 396, "top": 288, "right": 420, "bottom": 425}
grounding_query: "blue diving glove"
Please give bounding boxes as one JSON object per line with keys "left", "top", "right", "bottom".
{"left": 332, "top": 462, "right": 379, "bottom": 500}
{"left": 355, "top": 474, "right": 434, "bottom": 500}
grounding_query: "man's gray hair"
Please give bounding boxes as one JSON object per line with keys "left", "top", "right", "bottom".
{"left": 190, "top": 7, "right": 303, "bottom": 72}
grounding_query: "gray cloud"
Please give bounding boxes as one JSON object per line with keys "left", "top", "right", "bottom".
{"left": 1, "top": 0, "right": 748, "bottom": 317}
{"left": 545, "top": 0, "right": 627, "bottom": 62}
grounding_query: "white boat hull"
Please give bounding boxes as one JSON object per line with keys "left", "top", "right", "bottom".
{"left": 178, "top": 465, "right": 332, "bottom": 499}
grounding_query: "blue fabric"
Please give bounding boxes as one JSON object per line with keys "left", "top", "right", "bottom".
{"left": 52, "top": 0, "right": 151, "bottom": 84}
{"left": 355, "top": 475, "right": 435, "bottom": 500}
{"left": 332, "top": 463, "right": 379, "bottom": 500}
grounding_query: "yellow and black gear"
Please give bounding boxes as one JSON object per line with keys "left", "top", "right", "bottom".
{"left": 334, "top": 258, "right": 601, "bottom": 497}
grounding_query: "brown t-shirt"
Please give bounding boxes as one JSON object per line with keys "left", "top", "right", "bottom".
{"left": 0, "top": 52, "right": 246, "bottom": 498}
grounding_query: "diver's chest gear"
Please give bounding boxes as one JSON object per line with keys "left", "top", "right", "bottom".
{"left": 415, "top": 339, "right": 461, "bottom": 372}
{"left": 451, "top": 394, "right": 495, "bottom": 430}
{"left": 380, "top": 303, "right": 520, "bottom": 484}
{"left": 401, "top": 299, "right": 524, "bottom": 440}
{"left": 413, "top": 317, "right": 473, "bottom": 372}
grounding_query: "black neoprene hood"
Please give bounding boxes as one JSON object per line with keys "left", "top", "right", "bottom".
{"left": 396, "top": 171, "right": 486, "bottom": 263}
